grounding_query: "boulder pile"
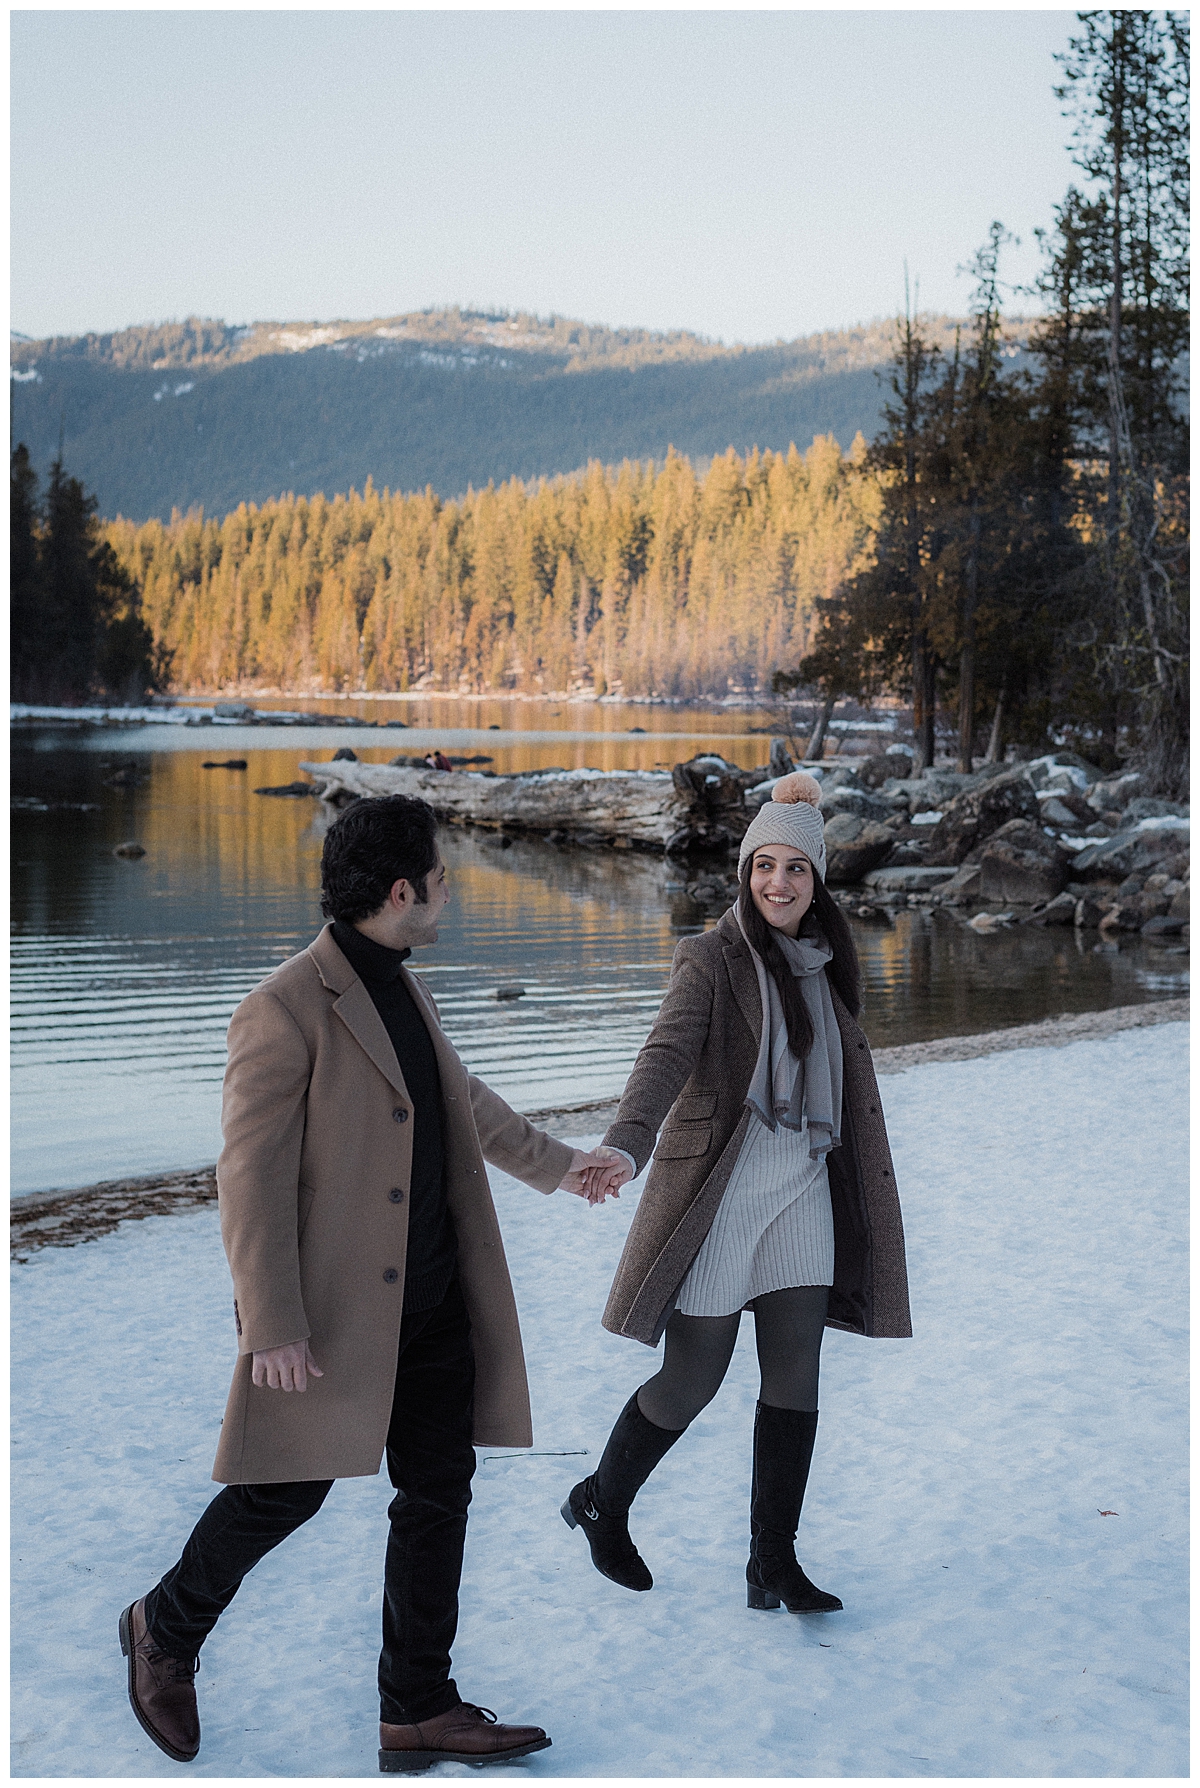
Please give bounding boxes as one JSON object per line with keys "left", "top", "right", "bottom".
{"left": 804, "top": 748, "right": 1188, "bottom": 946}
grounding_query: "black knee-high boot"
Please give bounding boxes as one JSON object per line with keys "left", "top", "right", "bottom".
{"left": 746, "top": 1403, "right": 843, "bottom": 1613}
{"left": 561, "top": 1392, "right": 685, "bottom": 1592}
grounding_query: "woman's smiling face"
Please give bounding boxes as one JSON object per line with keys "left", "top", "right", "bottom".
{"left": 749, "top": 847, "right": 815, "bottom": 937}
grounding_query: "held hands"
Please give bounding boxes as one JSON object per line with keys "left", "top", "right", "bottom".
{"left": 251, "top": 1338, "right": 324, "bottom": 1392}
{"left": 557, "top": 1146, "right": 634, "bottom": 1206}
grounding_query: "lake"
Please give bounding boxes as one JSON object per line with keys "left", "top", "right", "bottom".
{"left": 11, "top": 698, "right": 1188, "bottom": 1194}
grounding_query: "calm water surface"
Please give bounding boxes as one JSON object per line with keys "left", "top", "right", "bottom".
{"left": 12, "top": 706, "right": 1187, "bottom": 1194}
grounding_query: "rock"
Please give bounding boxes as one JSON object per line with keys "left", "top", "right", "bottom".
{"left": 1083, "top": 821, "right": 1112, "bottom": 838}
{"left": 884, "top": 842, "right": 929, "bottom": 867}
{"left": 923, "top": 769, "right": 1041, "bottom": 865}
{"left": 102, "top": 764, "right": 149, "bottom": 789}
{"left": 201, "top": 759, "right": 248, "bottom": 770}
{"left": 815, "top": 765, "right": 858, "bottom": 792}
{"left": 1070, "top": 822, "right": 1191, "bottom": 881}
{"left": 213, "top": 701, "right": 255, "bottom": 720}
{"left": 931, "top": 862, "right": 982, "bottom": 905}
{"left": 819, "top": 784, "right": 893, "bottom": 823}
{"left": 857, "top": 753, "right": 895, "bottom": 790}
{"left": 769, "top": 740, "right": 795, "bottom": 778}
{"left": 1024, "top": 750, "right": 1106, "bottom": 790}
{"left": 331, "top": 747, "right": 358, "bottom": 763}
{"left": 1101, "top": 892, "right": 1172, "bottom": 931}
{"left": 1123, "top": 796, "right": 1190, "bottom": 822}
{"left": 1024, "top": 891, "right": 1078, "bottom": 926}
{"left": 862, "top": 865, "right": 958, "bottom": 893}
{"left": 1116, "top": 874, "right": 1145, "bottom": 897}
{"left": 978, "top": 819, "right": 1070, "bottom": 904}
{"left": 967, "top": 911, "right": 1013, "bottom": 933}
{"left": 1038, "top": 796, "right": 1082, "bottom": 829}
{"left": 1074, "top": 894, "right": 1110, "bottom": 929}
{"left": 254, "top": 782, "right": 317, "bottom": 798}
{"left": 1169, "top": 887, "right": 1190, "bottom": 921}
{"left": 1141, "top": 915, "right": 1186, "bottom": 937}
{"left": 884, "top": 770, "right": 972, "bottom": 816}
{"left": 112, "top": 841, "right": 146, "bottom": 859}
{"left": 1086, "top": 771, "right": 1142, "bottom": 812}
{"left": 822, "top": 815, "right": 896, "bottom": 885}
{"left": 851, "top": 903, "right": 893, "bottom": 923}
{"left": 495, "top": 985, "right": 525, "bottom": 1001}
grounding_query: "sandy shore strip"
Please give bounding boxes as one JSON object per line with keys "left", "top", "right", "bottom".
{"left": 10, "top": 995, "right": 1188, "bottom": 1262}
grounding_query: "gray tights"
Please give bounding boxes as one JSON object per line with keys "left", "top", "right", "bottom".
{"left": 636, "top": 1285, "right": 829, "bottom": 1429}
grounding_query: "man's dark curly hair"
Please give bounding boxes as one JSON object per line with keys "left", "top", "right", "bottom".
{"left": 319, "top": 795, "right": 440, "bottom": 922}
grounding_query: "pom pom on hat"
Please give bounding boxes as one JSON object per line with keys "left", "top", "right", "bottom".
{"left": 769, "top": 770, "right": 823, "bottom": 807}
{"left": 737, "top": 771, "right": 828, "bottom": 880}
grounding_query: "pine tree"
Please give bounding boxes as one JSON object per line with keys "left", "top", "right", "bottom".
{"left": 1050, "top": 9, "right": 1190, "bottom": 791}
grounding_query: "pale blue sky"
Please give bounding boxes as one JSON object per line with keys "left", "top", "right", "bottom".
{"left": 12, "top": 8, "right": 1081, "bottom": 343}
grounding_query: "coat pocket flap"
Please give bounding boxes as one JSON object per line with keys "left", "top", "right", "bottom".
{"left": 654, "top": 1124, "right": 713, "bottom": 1161}
{"left": 671, "top": 1091, "right": 719, "bottom": 1122}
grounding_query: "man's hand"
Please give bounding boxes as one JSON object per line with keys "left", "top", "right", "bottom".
{"left": 251, "top": 1339, "right": 324, "bottom": 1392}
{"left": 584, "top": 1146, "right": 636, "bottom": 1203}
{"left": 557, "top": 1146, "right": 634, "bottom": 1205}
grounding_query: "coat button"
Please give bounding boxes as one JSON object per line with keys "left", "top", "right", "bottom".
{"left": 388, "top": 1187, "right": 405, "bottom": 1204}
{"left": 393, "top": 1107, "right": 409, "bottom": 1124}
{"left": 383, "top": 1267, "right": 400, "bottom": 1284}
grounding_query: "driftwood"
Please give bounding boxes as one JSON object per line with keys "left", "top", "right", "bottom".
{"left": 299, "top": 757, "right": 769, "bottom": 853}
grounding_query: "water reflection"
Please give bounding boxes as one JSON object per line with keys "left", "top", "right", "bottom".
{"left": 11, "top": 736, "right": 1187, "bottom": 1194}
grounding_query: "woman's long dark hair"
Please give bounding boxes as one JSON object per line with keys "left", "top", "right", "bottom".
{"left": 738, "top": 854, "right": 861, "bottom": 1058}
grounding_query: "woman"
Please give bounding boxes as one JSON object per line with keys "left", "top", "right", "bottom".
{"left": 563, "top": 773, "right": 911, "bottom": 1614}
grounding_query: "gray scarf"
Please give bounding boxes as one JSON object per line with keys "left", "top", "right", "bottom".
{"left": 734, "top": 903, "right": 844, "bottom": 1159}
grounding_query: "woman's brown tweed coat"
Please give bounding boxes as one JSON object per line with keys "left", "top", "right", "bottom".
{"left": 211, "top": 924, "right": 574, "bottom": 1486}
{"left": 601, "top": 908, "right": 912, "bottom": 1346}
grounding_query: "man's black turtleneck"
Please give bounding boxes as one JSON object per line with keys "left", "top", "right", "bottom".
{"left": 331, "top": 920, "right": 457, "bottom": 1313}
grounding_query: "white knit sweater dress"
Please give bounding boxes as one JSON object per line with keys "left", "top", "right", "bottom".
{"left": 674, "top": 1117, "right": 834, "bottom": 1317}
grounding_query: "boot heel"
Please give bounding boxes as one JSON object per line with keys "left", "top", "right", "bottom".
{"left": 118, "top": 1605, "right": 131, "bottom": 1657}
{"left": 560, "top": 1497, "right": 578, "bottom": 1531}
{"left": 747, "top": 1584, "right": 781, "bottom": 1611}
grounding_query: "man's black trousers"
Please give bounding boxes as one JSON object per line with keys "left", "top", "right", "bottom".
{"left": 144, "top": 1278, "right": 476, "bottom": 1725}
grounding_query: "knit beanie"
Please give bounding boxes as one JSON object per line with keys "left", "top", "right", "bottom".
{"left": 737, "top": 771, "right": 827, "bottom": 881}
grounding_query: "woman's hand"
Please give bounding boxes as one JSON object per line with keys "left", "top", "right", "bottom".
{"left": 558, "top": 1147, "right": 631, "bottom": 1205}
{"left": 582, "top": 1146, "right": 635, "bottom": 1203}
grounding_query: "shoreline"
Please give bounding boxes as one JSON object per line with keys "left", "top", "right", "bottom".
{"left": 11, "top": 997, "right": 1187, "bottom": 1262}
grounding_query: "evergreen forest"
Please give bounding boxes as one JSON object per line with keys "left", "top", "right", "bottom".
{"left": 10, "top": 446, "right": 164, "bottom": 705}
{"left": 102, "top": 438, "right": 878, "bottom": 703}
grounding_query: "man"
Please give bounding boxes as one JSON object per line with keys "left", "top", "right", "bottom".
{"left": 120, "top": 794, "right": 617, "bottom": 1772}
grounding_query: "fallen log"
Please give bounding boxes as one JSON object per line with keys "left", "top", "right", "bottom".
{"left": 298, "top": 757, "right": 767, "bottom": 852}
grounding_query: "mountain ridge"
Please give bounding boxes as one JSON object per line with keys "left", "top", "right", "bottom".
{"left": 10, "top": 307, "right": 1027, "bottom": 523}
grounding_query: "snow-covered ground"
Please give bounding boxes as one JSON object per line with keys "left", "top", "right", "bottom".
{"left": 11, "top": 1025, "right": 1188, "bottom": 1777}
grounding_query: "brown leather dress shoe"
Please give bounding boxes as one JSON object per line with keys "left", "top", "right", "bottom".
{"left": 119, "top": 1598, "right": 201, "bottom": 1763}
{"left": 379, "top": 1703, "right": 551, "bottom": 1772}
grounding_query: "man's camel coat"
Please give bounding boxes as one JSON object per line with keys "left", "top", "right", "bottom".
{"left": 601, "top": 909, "right": 912, "bottom": 1347}
{"left": 211, "top": 924, "right": 574, "bottom": 1485}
